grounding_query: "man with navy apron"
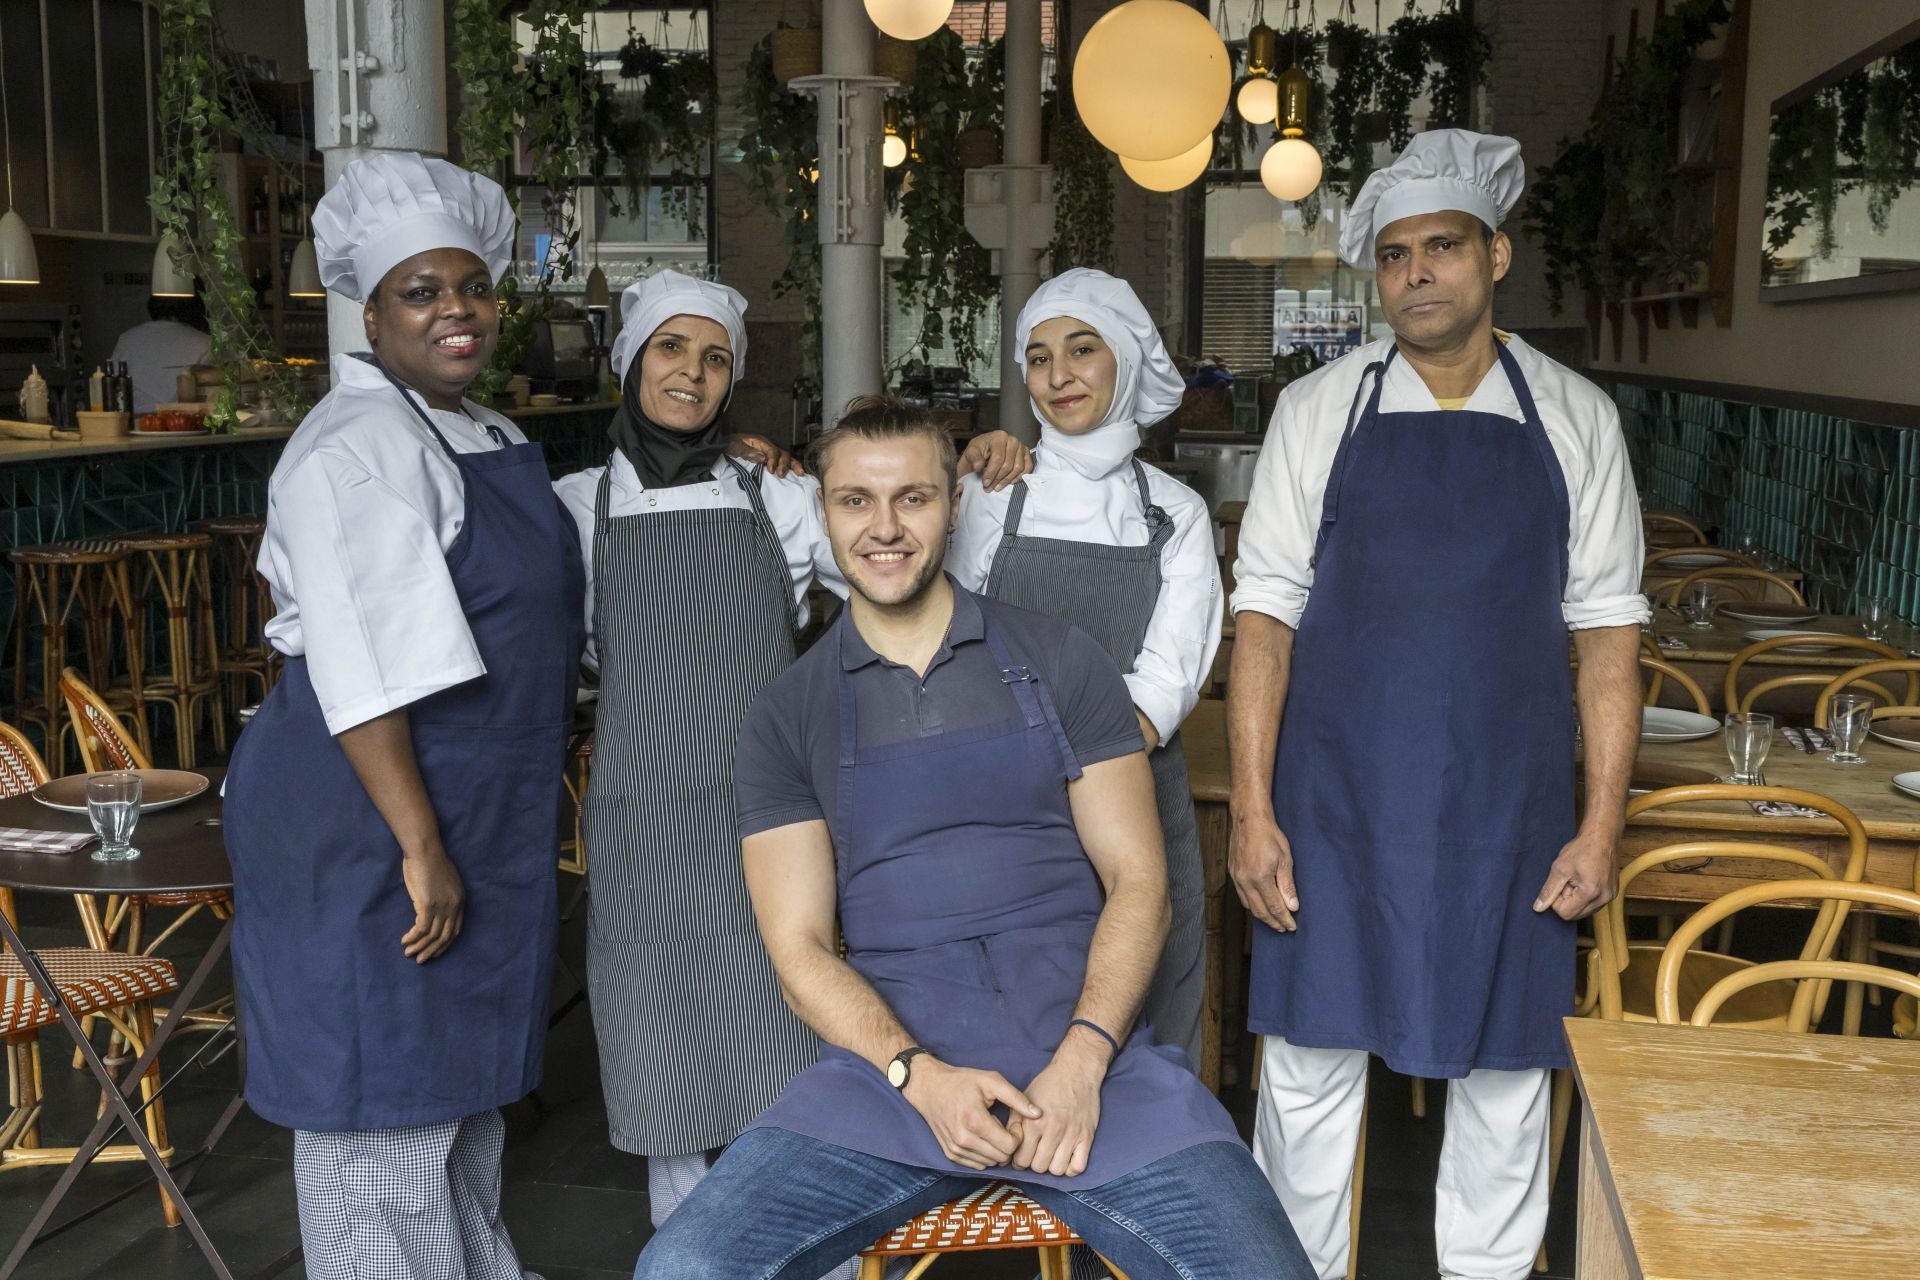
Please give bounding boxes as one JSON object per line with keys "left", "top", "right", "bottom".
{"left": 630, "top": 398, "right": 1314, "bottom": 1280}
{"left": 226, "top": 154, "right": 582, "bottom": 1278}
{"left": 1227, "top": 131, "right": 1647, "bottom": 1280}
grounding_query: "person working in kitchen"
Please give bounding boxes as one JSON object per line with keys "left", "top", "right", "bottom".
{"left": 222, "top": 152, "right": 582, "bottom": 1280}
{"left": 110, "top": 292, "right": 211, "bottom": 414}
{"left": 550, "top": 273, "right": 1032, "bottom": 1239}
{"left": 947, "top": 267, "right": 1221, "bottom": 1072}
{"left": 1226, "top": 129, "right": 1648, "bottom": 1280}
{"left": 628, "top": 397, "right": 1313, "bottom": 1280}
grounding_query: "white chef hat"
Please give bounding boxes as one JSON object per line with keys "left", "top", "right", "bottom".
{"left": 1014, "top": 268, "right": 1185, "bottom": 427}
{"left": 1338, "top": 129, "right": 1526, "bottom": 268}
{"left": 311, "top": 152, "right": 517, "bottom": 302}
{"left": 610, "top": 270, "right": 750, "bottom": 389}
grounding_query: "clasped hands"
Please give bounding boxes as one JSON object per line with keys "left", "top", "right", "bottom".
{"left": 899, "top": 1027, "right": 1110, "bottom": 1178}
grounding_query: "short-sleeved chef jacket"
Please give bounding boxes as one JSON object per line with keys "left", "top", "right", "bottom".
{"left": 734, "top": 580, "right": 1145, "bottom": 839}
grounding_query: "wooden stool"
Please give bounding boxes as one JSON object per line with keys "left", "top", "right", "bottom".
{"left": 189, "top": 515, "right": 277, "bottom": 717}
{"left": 7, "top": 539, "right": 145, "bottom": 770}
{"left": 858, "top": 1182, "right": 1131, "bottom": 1279}
{"left": 116, "top": 532, "right": 224, "bottom": 768}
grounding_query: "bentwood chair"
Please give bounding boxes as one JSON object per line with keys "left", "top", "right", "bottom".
{"left": 1640, "top": 655, "right": 1711, "bottom": 715}
{"left": 1812, "top": 660, "right": 1920, "bottom": 728}
{"left": 1664, "top": 567, "right": 1806, "bottom": 608}
{"left": 0, "top": 719, "right": 182, "bottom": 1225}
{"left": 856, "top": 1182, "right": 1132, "bottom": 1279}
{"left": 1724, "top": 635, "right": 1910, "bottom": 717}
{"left": 1642, "top": 512, "right": 1707, "bottom": 546}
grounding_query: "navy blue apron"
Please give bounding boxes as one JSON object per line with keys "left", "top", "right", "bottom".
{"left": 746, "top": 602, "right": 1241, "bottom": 1190}
{"left": 1250, "top": 342, "right": 1576, "bottom": 1077}
{"left": 226, "top": 379, "right": 585, "bottom": 1131}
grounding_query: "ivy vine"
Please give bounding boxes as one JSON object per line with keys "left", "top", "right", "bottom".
{"left": 737, "top": 32, "right": 822, "bottom": 390}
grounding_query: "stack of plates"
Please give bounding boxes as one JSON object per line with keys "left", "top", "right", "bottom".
{"left": 1719, "top": 602, "right": 1818, "bottom": 625}
{"left": 1641, "top": 707, "right": 1719, "bottom": 742}
{"left": 1741, "top": 628, "right": 1843, "bottom": 654}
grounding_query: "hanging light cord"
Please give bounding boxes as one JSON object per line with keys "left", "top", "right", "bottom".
{"left": 0, "top": 18, "right": 14, "bottom": 208}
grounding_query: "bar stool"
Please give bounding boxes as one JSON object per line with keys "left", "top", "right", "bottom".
{"left": 189, "top": 514, "right": 277, "bottom": 717}
{"left": 116, "top": 531, "right": 224, "bottom": 768}
{"left": 857, "top": 1182, "right": 1132, "bottom": 1279}
{"left": 7, "top": 539, "right": 145, "bottom": 771}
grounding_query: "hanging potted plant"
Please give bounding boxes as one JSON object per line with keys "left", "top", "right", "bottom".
{"left": 1420, "top": 8, "right": 1490, "bottom": 130}
{"left": 876, "top": 33, "right": 919, "bottom": 88}
{"left": 1323, "top": 17, "right": 1380, "bottom": 199}
{"left": 1378, "top": 14, "right": 1429, "bottom": 150}
{"left": 956, "top": 37, "right": 1004, "bottom": 170}
{"left": 739, "top": 31, "right": 823, "bottom": 385}
{"left": 771, "top": 0, "right": 822, "bottom": 85}
{"left": 897, "top": 29, "right": 998, "bottom": 365}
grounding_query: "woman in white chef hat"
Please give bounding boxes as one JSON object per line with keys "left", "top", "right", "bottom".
{"left": 947, "top": 267, "right": 1223, "bottom": 1071}
{"left": 224, "top": 151, "right": 582, "bottom": 1279}
{"left": 551, "top": 270, "right": 1033, "bottom": 1239}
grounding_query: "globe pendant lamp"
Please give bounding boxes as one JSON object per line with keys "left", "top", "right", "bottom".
{"left": 1074, "top": 0, "right": 1230, "bottom": 163}
{"left": 151, "top": 232, "right": 196, "bottom": 297}
{"left": 1260, "top": 61, "right": 1322, "bottom": 202}
{"left": 0, "top": 20, "right": 37, "bottom": 285}
{"left": 864, "top": 0, "right": 954, "bottom": 42}
{"left": 287, "top": 237, "right": 324, "bottom": 297}
{"left": 1234, "top": 19, "right": 1279, "bottom": 124}
{"left": 1120, "top": 133, "right": 1214, "bottom": 192}
{"left": 882, "top": 99, "right": 909, "bottom": 168}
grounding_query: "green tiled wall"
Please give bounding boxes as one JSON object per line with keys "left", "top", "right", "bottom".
{"left": 1613, "top": 382, "right": 1915, "bottom": 619}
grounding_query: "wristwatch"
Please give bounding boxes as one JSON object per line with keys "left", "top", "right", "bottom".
{"left": 887, "top": 1046, "right": 931, "bottom": 1090}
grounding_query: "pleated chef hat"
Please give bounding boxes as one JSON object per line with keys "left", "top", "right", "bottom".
{"left": 610, "top": 270, "right": 749, "bottom": 388}
{"left": 312, "top": 152, "right": 517, "bottom": 302}
{"left": 1014, "top": 268, "right": 1185, "bottom": 427}
{"left": 1338, "top": 129, "right": 1525, "bottom": 268}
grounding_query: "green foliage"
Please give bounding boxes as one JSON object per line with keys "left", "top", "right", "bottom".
{"left": 1047, "top": 102, "right": 1114, "bottom": 274}
{"left": 597, "top": 29, "right": 713, "bottom": 236}
{"left": 737, "top": 32, "right": 822, "bottom": 389}
{"left": 149, "top": 0, "right": 307, "bottom": 431}
{"left": 452, "top": 0, "right": 523, "bottom": 169}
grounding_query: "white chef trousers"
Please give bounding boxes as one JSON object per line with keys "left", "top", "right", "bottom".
{"left": 294, "top": 1108, "right": 539, "bottom": 1280}
{"left": 1251, "top": 1036, "right": 1551, "bottom": 1280}
{"left": 648, "top": 1149, "right": 860, "bottom": 1280}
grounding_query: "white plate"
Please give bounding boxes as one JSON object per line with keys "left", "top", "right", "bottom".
{"left": 1742, "top": 628, "right": 1844, "bottom": 654}
{"left": 1892, "top": 772, "right": 1920, "bottom": 801}
{"left": 1718, "top": 604, "right": 1819, "bottom": 625}
{"left": 1869, "top": 718, "right": 1920, "bottom": 752}
{"left": 1658, "top": 552, "right": 1742, "bottom": 569}
{"left": 1641, "top": 707, "right": 1720, "bottom": 742}
{"left": 30, "top": 769, "right": 210, "bottom": 813}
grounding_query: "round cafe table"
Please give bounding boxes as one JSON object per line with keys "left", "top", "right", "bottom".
{"left": 0, "top": 769, "right": 238, "bottom": 1280}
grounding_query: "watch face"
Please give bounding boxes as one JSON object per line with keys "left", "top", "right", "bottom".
{"left": 887, "top": 1056, "right": 909, "bottom": 1088}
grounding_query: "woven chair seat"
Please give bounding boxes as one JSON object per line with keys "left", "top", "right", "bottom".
{"left": 115, "top": 531, "right": 214, "bottom": 552}
{"left": 190, "top": 515, "right": 266, "bottom": 537}
{"left": 0, "top": 948, "right": 179, "bottom": 1038}
{"left": 9, "top": 539, "right": 128, "bottom": 565}
{"left": 864, "top": 1183, "right": 1083, "bottom": 1256}
{"left": 134, "top": 889, "right": 231, "bottom": 910}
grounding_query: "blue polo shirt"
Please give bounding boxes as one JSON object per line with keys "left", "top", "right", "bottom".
{"left": 734, "top": 580, "right": 1145, "bottom": 839}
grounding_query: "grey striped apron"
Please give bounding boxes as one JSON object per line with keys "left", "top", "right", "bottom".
{"left": 982, "top": 458, "right": 1208, "bottom": 1069}
{"left": 584, "top": 457, "right": 819, "bottom": 1156}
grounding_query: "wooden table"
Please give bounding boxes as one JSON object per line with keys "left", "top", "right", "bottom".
{"left": 1567, "top": 1018, "right": 1920, "bottom": 1279}
{"left": 1626, "top": 734, "right": 1920, "bottom": 906}
{"left": 1181, "top": 698, "right": 1240, "bottom": 1091}
{"left": 1648, "top": 611, "right": 1919, "bottom": 713}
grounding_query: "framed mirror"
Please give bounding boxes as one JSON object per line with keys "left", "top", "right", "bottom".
{"left": 1760, "top": 18, "right": 1920, "bottom": 302}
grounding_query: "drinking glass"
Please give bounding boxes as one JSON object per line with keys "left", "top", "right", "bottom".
{"left": 1827, "top": 693, "right": 1873, "bottom": 766}
{"left": 1860, "top": 594, "right": 1891, "bottom": 642}
{"left": 1734, "top": 529, "right": 1760, "bottom": 558}
{"left": 85, "top": 772, "right": 142, "bottom": 862}
{"left": 1685, "top": 582, "right": 1717, "bottom": 629}
{"left": 1724, "top": 712, "right": 1773, "bottom": 786}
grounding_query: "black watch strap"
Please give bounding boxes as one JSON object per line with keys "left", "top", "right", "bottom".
{"left": 887, "top": 1046, "right": 930, "bottom": 1090}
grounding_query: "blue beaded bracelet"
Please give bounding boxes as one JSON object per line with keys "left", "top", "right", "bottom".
{"left": 1069, "top": 1018, "right": 1122, "bottom": 1056}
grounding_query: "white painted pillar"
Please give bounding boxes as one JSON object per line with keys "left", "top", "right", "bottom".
{"left": 797, "top": 0, "right": 886, "bottom": 428}
{"left": 997, "top": 0, "right": 1044, "bottom": 437}
{"left": 305, "top": 0, "right": 449, "bottom": 361}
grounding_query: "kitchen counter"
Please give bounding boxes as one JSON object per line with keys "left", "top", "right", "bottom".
{"left": 0, "top": 427, "right": 296, "bottom": 465}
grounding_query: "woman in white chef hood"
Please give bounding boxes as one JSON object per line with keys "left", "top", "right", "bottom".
{"left": 948, "top": 267, "right": 1223, "bottom": 1070}
{"left": 223, "top": 151, "right": 580, "bottom": 1280}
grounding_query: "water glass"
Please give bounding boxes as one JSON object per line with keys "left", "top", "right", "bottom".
{"left": 1684, "top": 582, "right": 1717, "bottom": 629}
{"left": 1860, "top": 595, "right": 1891, "bottom": 642}
{"left": 1827, "top": 693, "right": 1873, "bottom": 766}
{"left": 1724, "top": 712, "right": 1773, "bottom": 785}
{"left": 85, "top": 772, "right": 142, "bottom": 862}
{"left": 1734, "top": 530, "right": 1760, "bottom": 558}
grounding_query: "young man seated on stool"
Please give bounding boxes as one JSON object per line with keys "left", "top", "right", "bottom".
{"left": 628, "top": 396, "right": 1312, "bottom": 1280}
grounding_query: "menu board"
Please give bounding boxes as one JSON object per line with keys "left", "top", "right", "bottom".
{"left": 1274, "top": 303, "right": 1366, "bottom": 364}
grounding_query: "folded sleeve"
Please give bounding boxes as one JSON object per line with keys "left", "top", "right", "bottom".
{"left": 1562, "top": 399, "right": 1651, "bottom": 630}
{"left": 1230, "top": 396, "right": 1318, "bottom": 628}
{"left": 734, "top": 675, "right": 827, "bottom": 838}
{"left": 1129, "top": 493, "right": 1222, "bottom": 745}
{"left": 272, "top": 448, "right": 485, "bottom": 734}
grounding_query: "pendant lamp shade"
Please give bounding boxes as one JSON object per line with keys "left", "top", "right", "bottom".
{"left": 1073, "top": 0, "right": 1231, "bottom": 163}
{"left": 864, "top": 0, "right": 954, "bottom": 42}
{"left": 1120, "top": 134, "right": 1214, "bottom": 192}
{"left": 1236, "top": 76, "right": 1279, "bottom": 125}
{"left": 0, "top": 208, "right": 37, "bottom": 285}
{"left": 151, "top": 232, "right": 195, "bottom": 297}
{"left": 1260, "top": 137, "right": 1323, "bottom": 202}
{"left": 584, "top": 264, "right": 611, "bottom": 308}
{"left": 287, "top": 236, "right": 324, "bottom": 297}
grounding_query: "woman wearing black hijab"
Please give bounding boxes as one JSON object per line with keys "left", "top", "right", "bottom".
{"left": 553, "top": 271, "right": 1029, "bottom": 1234}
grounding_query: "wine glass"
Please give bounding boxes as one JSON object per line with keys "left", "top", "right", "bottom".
{"left": 85, "top": 772, "right": 142, "bottom": 862}
{"left": 1723, "top": 712, "right": 1773, "bottom": 786}
{"left": 1733, "top": 529, "right": 1760, "bottom": 559}
{"left": 1827, "top": 693, "right": 1873, "bottom": 766}
{"left": 1860, "top": 595, "right": 1891, "bottom": 642}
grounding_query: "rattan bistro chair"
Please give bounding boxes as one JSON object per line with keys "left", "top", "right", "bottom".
{"left": 1640, "top": 655, "right": 1711, "bottom": 715}
{"left": 857, "top": 1182, "right": 1132, "bottom": 1279}
{"left": 1725, "top": 635, "right": 1910, "bottom": 717}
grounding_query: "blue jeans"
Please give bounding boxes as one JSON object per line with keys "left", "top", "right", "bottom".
{"left": 631, "top": 1127, "right": 1315, "bottom": 1280}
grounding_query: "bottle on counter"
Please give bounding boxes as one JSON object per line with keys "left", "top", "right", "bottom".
{"left": 112, "top": 362, "right": 133, "bottom": 415}
{"left": 88, "top": 365, "right": 106, "bottom": 412}
{"left": 19, "top": 364, "right": 49, "bottom": 423}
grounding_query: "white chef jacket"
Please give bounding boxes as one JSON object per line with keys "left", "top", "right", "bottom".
{"left": 110, "top": 319, "right": 212, "bottom": 415}
{"left": 259, "top": 353, "right": 526, "bottom": 735}
{"left": 1230, "top": 334, "right": 1649, "bottom": 632}
{"left": 553, "top": 450, "right": 847, "bottom": 665}
{"left": 947, "top": 452, "right": 1223, "bottom": 746}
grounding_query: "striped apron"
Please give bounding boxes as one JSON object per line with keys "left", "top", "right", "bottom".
{"left": 583, "top": 457, "right": 819, "bottom": 1156}
{"left": 982, "top": 459, "right": 1208, "bottom": 1069}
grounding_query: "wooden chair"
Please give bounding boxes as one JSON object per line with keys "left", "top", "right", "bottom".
{"left": 1655, "top": 881, "right": 1920, "bottom": 1030}
{"left": 0, "top": 719, "right": 182, "bottom": 1225}
{"left": 1642, "top": 513, "right": 1707, "bottom": 546}
{"left": 1724, "top": 635, "right": 1909, "bottom": 716}
{"left": 8, "top": 539, "right": 147, "bottom": 771}
{"left": 1812, "top": 660, "right": 1920, "bottom": 727}
{"left": 558, "top": 733, "right": 592, "bottom": 876}
{"left": 1640, "top": 655, "right": 1710, "bottom": 714}
{"left": 1665, "top": 567, "right": 1806, "bottom": 608}
{"left": 1214, "top": 501, "right": 1245, "bottom": 601}
{"left": 116, "top": 531, "right": 226, "bottom": 767}
{"left": 856, "top": 1182, "right": 1131, "bottom": 1278}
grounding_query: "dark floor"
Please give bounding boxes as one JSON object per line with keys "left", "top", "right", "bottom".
{"left": 1, "top": 881, "right": 1596, "bottom": 1280}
